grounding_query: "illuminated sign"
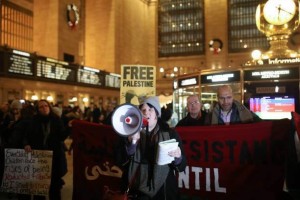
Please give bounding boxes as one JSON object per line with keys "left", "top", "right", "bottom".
{"left": 12, "top": 49, "right": 30, "bottom": 57}
{"left": 267, "top": 58, "right": 300, "bottom": 64}
{"left": 78, "top": 68, "right": 105, "bottom": 86}
{"left": 178, "top": 76, "right": 199, "bottom": 87}
{"left": 207, "top": 74, "right": 233, "bottom": 82}
{"left": 106, "top": 73, "right": 120, "bottom": 88}
{"left": 201, "top": 71, "right": 240, "bottom": 84}
{"left": 36, "top": 56, "right": 76, "bottom": 82}
{"left": 7, "top": 53, "right": 34, "bottom": 76}
{"left": 251, "top": 70, "right": 289, "bottom": 79}
{"left": 244, "top": 68, "right": 299, "bottom": 81}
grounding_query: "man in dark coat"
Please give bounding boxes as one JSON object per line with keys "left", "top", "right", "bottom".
{"left": 176, "top": 94, "right": 207, "bottom": 127}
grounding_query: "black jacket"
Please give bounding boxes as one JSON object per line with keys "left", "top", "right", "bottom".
{"left": 115, "top": 119, "right": 187, "bottom": 199}
{"left": 176, "top": 110, "right": 208, "bottom": 127}
{"left": 24, "top": 114, "right": 69, "bottom": 180}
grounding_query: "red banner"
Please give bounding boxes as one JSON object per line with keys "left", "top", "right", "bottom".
{"left": 176, "top": 120, "right": 290, "bottom": 200}
{"left": 72, "top": 120, "right": 122, "bottom": 200}
{"left": 71, "top": 119, "right": 291, "bottom": 200}
{"left": 292, "top": 112, "right": 300, "bottom": 138}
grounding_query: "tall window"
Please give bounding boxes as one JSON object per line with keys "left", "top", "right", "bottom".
{"left": 158, "top": 0, "right": 204, "bottom": 57}
{"left": 0, "top": 1, "right": 33, "bottom": 52}
{"left": 228, "top": 0, "right": 269, "bottom": 53}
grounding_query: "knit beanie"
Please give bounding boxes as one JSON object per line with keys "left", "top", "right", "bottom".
{"left": 140, "top": 96, "right": 161, "bottom": 117}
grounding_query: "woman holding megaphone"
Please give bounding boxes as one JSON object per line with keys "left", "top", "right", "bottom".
{"left": 114, "top": 96, "right": 187, "bottom": 200}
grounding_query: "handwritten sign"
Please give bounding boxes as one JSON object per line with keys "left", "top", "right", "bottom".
{"left": 0, "top": 149, "right": 53, "bottom": 196}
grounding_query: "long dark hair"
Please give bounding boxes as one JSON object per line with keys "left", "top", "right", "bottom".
{"left": 35, "top": 99, "right": 58, "bottom": 119}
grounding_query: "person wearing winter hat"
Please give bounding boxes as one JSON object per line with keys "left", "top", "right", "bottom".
{"left": 115, "top": 96, "right": 187, "bottom": 199}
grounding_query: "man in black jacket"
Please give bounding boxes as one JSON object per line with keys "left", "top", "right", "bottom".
{"left": 176, "top": 94, "right": 207, "bottom": 127}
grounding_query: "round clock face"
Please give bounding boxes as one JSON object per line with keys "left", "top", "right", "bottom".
{"left": 255, "top": 5, "right": 261, "bottom": 28}
{"left": 263, "top": 0, "right": 296, "bottom": 25}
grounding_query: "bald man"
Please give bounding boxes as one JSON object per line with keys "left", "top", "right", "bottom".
{"left": 207, "top": 85, "right": 261, "bottom": 125}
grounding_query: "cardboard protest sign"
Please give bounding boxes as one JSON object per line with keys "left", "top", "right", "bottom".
{"left": 120, "top": 65, "right": 156, "bottom": 105}
{"left": 0, "top": 149, "right": 53, "bottom": 196}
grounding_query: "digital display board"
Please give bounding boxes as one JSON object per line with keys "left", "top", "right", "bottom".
{"left": 36, "top": 57, "right": 76, "bottom": 82}
{"left": 105, "top": 73, "right": 120, "bottom": 88}
{"left": 77, "top": 68, "right": 105, "bottom": 86}
{"left": 249, "top": 96, "right": 295, "bottom": 120}
{"left": 7, "top": 52, "right": 34, "bottom": 76}
{"left": 0, "top": 47, "right": 122, "bottom": 90}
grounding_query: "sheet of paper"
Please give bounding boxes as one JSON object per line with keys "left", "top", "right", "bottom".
{"left": 156, "top": 139, "right": 178, "bottom": 165}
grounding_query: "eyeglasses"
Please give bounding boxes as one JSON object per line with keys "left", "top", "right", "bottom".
{"left": 188, "top": 101, "right": 200, "bottom": 106}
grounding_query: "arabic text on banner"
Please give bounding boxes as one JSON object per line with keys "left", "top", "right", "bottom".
{"left": 71, "top": 119, "right": 291, "bottom": 200}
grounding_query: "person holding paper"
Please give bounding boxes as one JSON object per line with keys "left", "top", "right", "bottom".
{"left": 116, "top": 96, "right": 186, "bottom": 199}
{"left": 23, "top": 100, "right": 70, "bottom": 200}
{"left": 176, "top": 94, "right": 208, "bottom": 127}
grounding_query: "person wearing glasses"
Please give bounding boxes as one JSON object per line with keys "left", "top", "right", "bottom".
{"left": 176, "top": 94, "right": 208, "bottom": 127}
{"left": 207, "top": 85, "right": 261, "bottom": 125}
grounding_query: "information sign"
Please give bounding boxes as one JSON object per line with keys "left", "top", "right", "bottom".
{"left": 7, "top": 52, "right": 34, "bottom": 76}
{"left": 36, "top": 57, "right": 76, "bottom": 82}
{"left": 77, "top": 68, "right": 105, "bottom": 86}
{"left": 106, "top": 73, "right": 120, "bottom": 88}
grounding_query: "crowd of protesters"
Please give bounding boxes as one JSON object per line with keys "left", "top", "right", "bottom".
{"left": 0, "top": 99, "right": 117, "bottom": 200}
{"left": 2, "top": 85, "right": 295, "bottom": 199}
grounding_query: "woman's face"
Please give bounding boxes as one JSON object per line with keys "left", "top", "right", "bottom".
{"left": 38, "top": 101, "right": 50, "bottom": 116}
{"left": 140, "top": 103, "right": 157, "bottom": 130}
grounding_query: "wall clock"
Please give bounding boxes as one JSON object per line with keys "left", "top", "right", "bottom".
{"left": 263, "top": 0, "right": 296, "bottom": 26}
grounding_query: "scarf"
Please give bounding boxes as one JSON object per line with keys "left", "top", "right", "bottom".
{"left": 211, "top": 100, "right": 254, "bottom": 125}
{"left": 128, "top": 124, "right": 170, "bottom": 197}
{"left": 39, "top": 115, "right": 51, "bottom": 148}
